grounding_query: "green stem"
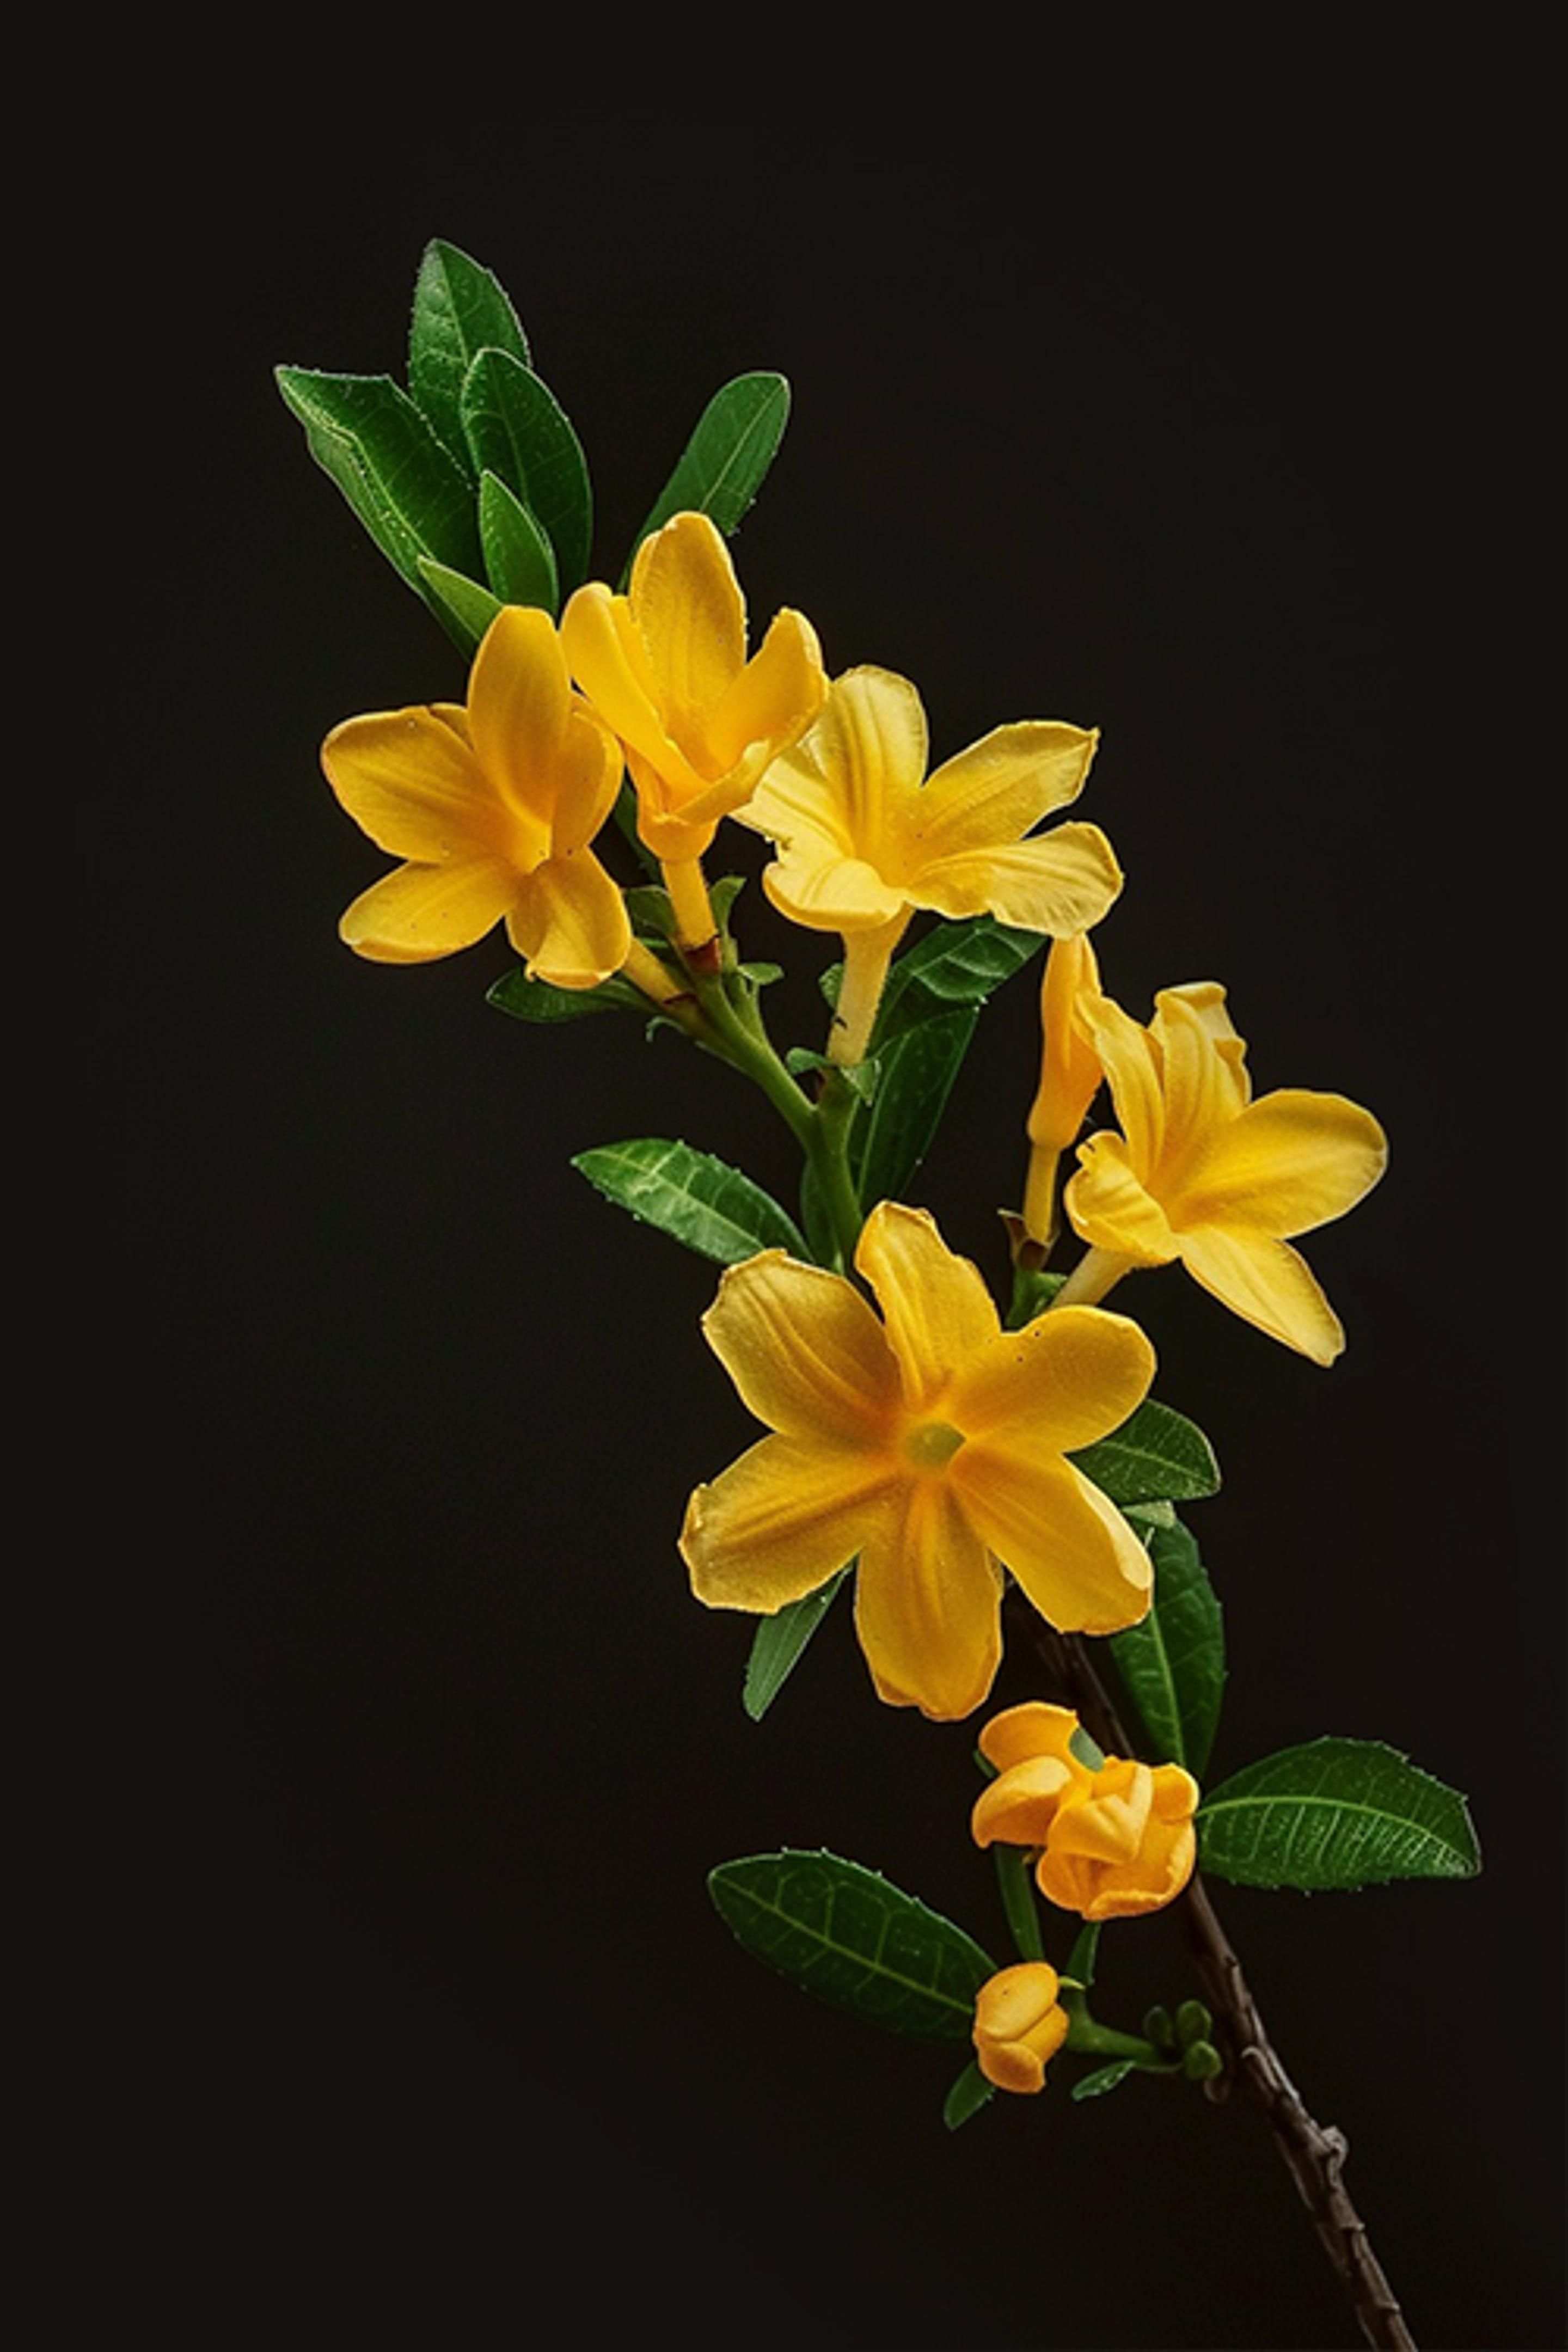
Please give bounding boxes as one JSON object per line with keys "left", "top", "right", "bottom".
{"left": 805, "top": 1069, "right": 866, "bottom": 1270}
{"left": 1062, "top": 2009, "right": 1164, "bottom": 2068}
{"left": 687, "top": 966, "right": 816, "bottom": 1152}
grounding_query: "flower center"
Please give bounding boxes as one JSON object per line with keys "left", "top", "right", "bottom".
{"left": 903, "top": 1418, "right": 966, "bottom": 1472}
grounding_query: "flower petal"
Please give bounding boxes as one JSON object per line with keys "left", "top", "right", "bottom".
{"left": 853, "top": 1477, "right": 1003, "bottom": 1719}
{"left": 762, "top": 849, "right": 909, "bottom": 933}
{"left": 550, "top": 704, "right": 626, "bottom": 855}
{"left": 681, "top": 1434, "right": 893, "bottom": 1613}
{"left": 854, "top": 1203, "right": 1000, "bottom": 1410}
{"left": 1077, "top": 995, "right": 1166, "bottom": 1174}
{"left": 949, "top": 1305, "right": 1156, "bottom": 1454}
{"left": 1145, "top": 988, "right": 1252, "bottom": 1190}
{"left": 338, "top": 857, "right": 520, "bottom": 963}
{"left": 808, "top": 667, "right": 929, "bottom": 866}
{"left": 321, "top": 708, "right": 497, "bottom": 863}
{"left": 505, "top": 850, "right": 630, "bottom": 989}
{"left": 629, "top": 511, "right": 746, "bottom": 748}
{"left": 912, "top": 823, "right": 1123, "bottom": 936}
{"left": 1028, "top": 930, "right": 1105, "bottom": 1150}
{"left": 1064, "top": 1134, "right": 1178, "bottom": 1263}
{"left": 948, "top": 1449, "right": 1152, "bottom": 1634}
{"left": 1175, "top": 1225, "right": 1346, "bottom": 1364}
{"left": 561, "top": 581, "right": 709, "bottom": 802}
{"left": 702, "top": 607, "right": 826, "bottom": 776}
{"left": 977, "top": 1700, "right": 1083, "bottom": 1776}
{"left": 971, "top": 1754, "right": 1083, "bottom": 1849}
{"left": 701, "top": 1251, "right": 902, "bottom": 1442}
{"left": 915, "top": 721, "right": 1099, "bottom": 859}
{"left": 467, "top": 605, "right": 571, "bottom": 836}
{"left": 1178, "top": 1089, "right": 1388, "bottom": 1238}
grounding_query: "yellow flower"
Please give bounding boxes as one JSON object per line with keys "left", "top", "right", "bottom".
{"left": 972, "top": 1962, "right": 1069, "bottom": 2094}
{"left": 679, "top": 1202, "right": 1155, "bottom": 1721}
{"left": 738, "top": 666, "right": 1123, "bottom": 1061}
{"left": 1022, "top": 930, "right": 1105, "bottom": 1246}
{"left": 1059, "top": 982, "right": 1388, "bottom": 1364}
{"left": 320, "top": 605, "right": 630, "bottom": 988}
{"left": 559, "top": 511, "right": 826, "bottom": 936}
{"left": 971, "top": 1701, "right": 1200, "bottom": 1922}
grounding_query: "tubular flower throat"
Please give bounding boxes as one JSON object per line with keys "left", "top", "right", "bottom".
{"left": 320, "top": 605, "right": 630, "bottom": 987}
{"left": 679, "top": 1202, "right": 1156, "bottom": 1723}
{"left": 559, "top": 510, "right": 827, "bottom": 870}
{"left": 971, "top": 1701, "right": 1200, "bottom": 1921}
{"left": 1064, "top": 982, "right": 1388, "bottom": 1364}
{"left": 972, "top": 1962, "right": 1070, "bottom": 2095}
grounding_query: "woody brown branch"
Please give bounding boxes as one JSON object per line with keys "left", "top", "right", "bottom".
{"left": 1028, "top": 1619, "right": 1416, "bottom": 2352}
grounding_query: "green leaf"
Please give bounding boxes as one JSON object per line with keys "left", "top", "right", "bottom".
{"left": 708, "top": 1851, "right": 996, "bottom": 2044}
{"left": 407, "top": 239, "right": 529, "bottom": 469}
{"left": 486, "top": 967, "right": 650, "bottom": 1024}
{"left": 478, "top": 470, "right": 559, "bottom": 609}
{"left": 743, "top": 1567, "right": 852, "bottom": 1720}
{"left": 1107, "top": 1516, "right": 1226, "bottom": 1776}
{"left": 627, "top": 372, "right": 791, "bottom": 567}
{"left": 943, "top": 2061, "right": 995, "bottom": 2130}
{"left": 993, "top": 1843, "right": 1045, "bottom": 1963}
{"left": 276, "top": 367, "right": 482, "bottom": 611}
{"left": 852, "top": 1006, "right": 978, "bottom": 1209}
{"left": 1069, "top": 1398, "right": 1221, "bottom": 1506}
{"left": 572, "top": 1138, "right": 807, "bottom": 1264}
{"left": 1197, "top": 1738, "right": 1481, "bottom": 1892}
{"left": 1064, "top": 1920, "right": 1101, "bottom": 1990}
{"left": 415, "top": 559, "right": 504, "bottom": 657}
{"left": 798, "top": 1162, "right": 838, "bottom": 1269}
{"left": 461, "top": 350, "right": 593, "bottom": 595}
{"left": 877, "top": 916, "right": 1044, "bottom": 1038}
{"left": 1071, "top": 2060, "right": 1136, "bottom": 2102}
{"left": 1123, "top": 1497, "right": 1177, "bottom": 1528}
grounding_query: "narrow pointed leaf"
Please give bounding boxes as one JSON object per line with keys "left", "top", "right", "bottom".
{"left": 743, "top": 1566, "right": 851, "bottom": 1720}
{"left": 416, "top": 559, "right": 503, "bottom": 658}
{"left": 572, "top": 1138, "right": 807, "bottom": 1263}
{"left": 708, "top": 1851, "right": 995, "bottom": 2043}
{"left": 277, "top": 367, "right": 482, "bottom": 607}
{"left": 878, "top": 916, "right": 1044, "bottom": 1037}
{"left": 1197, "top": 1739, "right": 1481, "bottom": 1891}
{"left": 487, "top": 967, "right": 650, "bottom": 1024}
{"left": 479, "top": 470, "right": 558, "bottom": 609}
{"left": 1107, "top": 1516, "right": 1226, "bottom": 1775}
{"left": 627, "top": 371, "right": 791, "bottom": 570}
{"left": 852, "top": 1005, "right": 978, "bottom": 1210}
{"left": 1069, "top": 1398, "right": 1221, "bottom": 1506}
{"left": 408, "top": 240, "right": 529, "bottom": 467}
{"left": 1064, "top": 1921, "right": 1101, "bottom": 1990}
{"left": 461, "top": 350, "right": 593, "bottom": 593}
{"left": 1071, "top": 2060, "right": 1137, "bottom": 2102}
{"left": 943, "top": 2061, "right": 995, "bottom": 2130}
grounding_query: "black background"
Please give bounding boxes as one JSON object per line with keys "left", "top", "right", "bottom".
{"left": 110, "top": 33, "right": 1561, "bottom": 2351}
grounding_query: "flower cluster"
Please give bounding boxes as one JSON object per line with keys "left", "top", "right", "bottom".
{"left": 971, "top": 1701, "right": 1200, "bottom": 1920}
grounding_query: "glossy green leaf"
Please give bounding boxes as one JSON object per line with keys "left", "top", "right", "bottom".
{"left": 743, "top": 1567, "right": 851, "bottom": 1720}
{"left": 276, "top": 367, "right": 482, "bottom": 609}
{"left": 1197, "top": 1739, "right": 1481, "bottom": 1891}
{"left": 708, "top": 1851, "right": 995, "bottom": 2044}
{"left": 572, "top": 1138, "right": 807, "bottom": 1264}
{"left": 993, "top": 1843, "right": 1045, "bottom": 1963}
{"left": 627, "top": 372, "right": 791, "bottom": 568}
{"left": 415, "top": 559, "right": 504, "bottom": 657}
{"left": 479, "top": 470, "right": 558, "bottom": 609}
{"left": 877, "top": 916, "right": 1044, "bottom": 1038}
{"left": 943, "top": 2061, "right": 995, "bottom": 2130}
{"left": 407, "top": 240, "right": 529, "bottom": 468}
{"left": 1071, "top": 2060, "right": 1136, "bottom": 2102}
{"left": 852, "top": 1006, "right": 978, "bottom": 1210}
{"left": 487, "top": 966, "right": 650, "bottom": 1024}
{"left": 1064, "top": 1920, "right": 1101, "bottom": 1991}
{"left": 1107, "top": 1516, "right": 1226, "bottom": 1775}
{"left": 461, "top": 349, "right": 593, "bottom": 594}
{"left": 1069, "top": 1398, "right": 1221, "bottom": 1506}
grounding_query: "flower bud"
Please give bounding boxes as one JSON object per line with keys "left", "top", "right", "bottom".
{"left": 972, "top": 1962, "right": 1070, "bottom": 2095}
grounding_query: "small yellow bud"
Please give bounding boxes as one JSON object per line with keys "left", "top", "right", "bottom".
{"left": 972, "top": 1962, "right": 1070, "bottom": 2094}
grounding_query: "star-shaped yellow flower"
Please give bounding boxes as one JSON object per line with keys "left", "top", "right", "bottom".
{"left": 1060, "top": 983, "right": 1388, "bottom": 1363}
{"left": 559, "top": 511, "right": 826, "bottom": 937}
{"left": 680, "top": 1202, "right": 1155, "bottom": 1720}
{"left": 738, "top": 666, "right": 1123, "bottom": 1060}
{"left": 320, "top": 605, "right": 631, "bottom": 987}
